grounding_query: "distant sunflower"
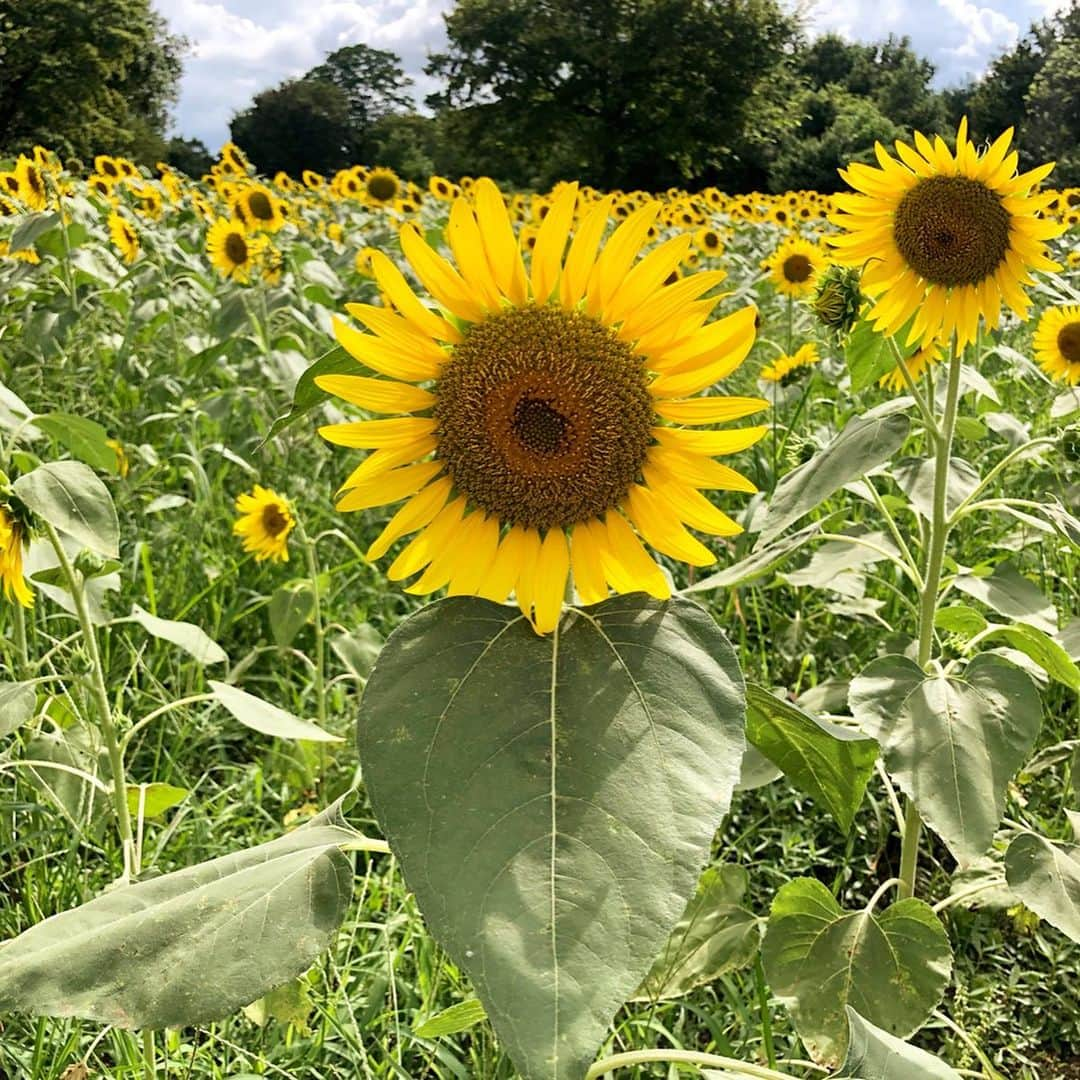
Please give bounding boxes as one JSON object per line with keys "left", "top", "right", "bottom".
{"left": 234, "top": 183, "right": 285, "bottom": 233}
{"left": 428, "top": 175, "right": 456, "bottom": 201}
{"left": 0, "top": 173, "right": 21, "bottom": 200}
{"left": 108, "top": 213, "right": 140, "bottom": 264}
{"left": 14, "top": 156, "right": 47, "bottom": 211}
{"left": 94, "top": 155, "right": 121, "bottom": 181}
{"left": 206, "top": 218, "right": 265, "bottom": 283}
{"left": 831, "top": 120, "right": 1063, "bottom": 350}
{"left": 879, "top": 341, "right": 941, "bottom": 392}
{"left": 233, "top": 486, "right": 294, "bottom": 562}
{"left": 302, "top": 170, "right": 325, "bottom": 190}
{"left": 318, "top": 179, "right": 765, "bottom": 634}
{"left": 1033, "top": 305, "right": 1080, "bottom": 385}
{"left": 760, "top": 343, "right": 821, "bottom": 385}
{"left": 0, "top": 506, "right": 32, "bottom": 607}
{"left": 261, "top": 244, "right": 284, "bottom": 285}
{"left": 365, "top": 168, "right": 401, "bottom": 207}
{"left": 694, "top": 227, "right": 724, "bottom": 256}
{"left": 764, "top": 236, "right": 823, "bottom": 298}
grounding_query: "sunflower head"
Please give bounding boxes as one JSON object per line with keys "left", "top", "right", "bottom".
{"left": 206, "top": 218, "right": 266, "bottom": 283}
{"left": 831, "top": 119, "right": 1064, "bottom": 350}
{"left": 0, "top": 503, "right": 33, "bottom": 607}
{"left": 765, "top": 236, "right": 823, "bottom": 298}
{"left": 234, "top": 486, "right": 295, "bottom": 562}
{"left": 108, "top": 213, "right": 140, "bottom": 265}
{"left": 879, "top": 341, "right": 942, "bottom": 392}
{"left": 1033, "top": 304, "right": 1080, "bottom": 386}
{"left": 760, "top": 343, "right": 821, "bottom": 386}
{"left": 365, "top": 168, "right": 401, "bottom": 206}
{"left": 316, "top": 179, "right": 765, "bottom": 634}
{"left": 14, "top": 156, "right": 47, "bottom": 211}
{"left": 236, "top": 184, "right": 285, "bottom": 232}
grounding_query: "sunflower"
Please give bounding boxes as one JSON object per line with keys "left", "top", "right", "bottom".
{"left": 428, "top": 175, "right": 457, "bottom": 201}
{"left": 108, "top": 213, "right": 139, "bottom": 264}
{"left": 0, "top": 506, "right": 32, "bottom": 607}
{"left": 831, "top": 120, "right": 1063, "bottom": 350}
{"left": 1033, "top": 305, "right": 1080, "bottom": 385}
{"left": 206, "top": 218, "right": 265, "bottom": 283}
{"left": 302, "top": 170, "right": 325, "bottom": 190}
{"left": 694, "top": 227, "right": 724, "bottom": 256}
{"left": 234, "top": 183, "right": 285, "bottom": 233}
{"left": 365, "top": 168, "right": 401, "bottom": 207}
{"left": 760, "top": 343, "right": 821, "bottom": 385}
{"left": 233, "top": 486, "right": 295, "bottom": 562}
{"left": 764, "top": 236, "right": 823, "bottom": 298}
{"left": 14, "top": 155, "right": 47, "bottom": 211}
{"left": 261, "top": 243, "right": 284, "bottom": 285}
{"left": 879, "top": 341, "right": 942, "bottom": 392}
{"left": 94, "top": 155, "right": 121, "bottom": 181}
{"left": 317, "top": 179, "right": 765, "bottom": 634}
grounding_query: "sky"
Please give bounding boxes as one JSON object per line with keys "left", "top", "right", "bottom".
{"left": 155, "top": 0, "right": 1073, "bottom": 151}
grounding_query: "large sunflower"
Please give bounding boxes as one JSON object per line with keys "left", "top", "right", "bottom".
{"left": 1033, "top": 305, "right": 1080, "bottom": 386}
{"left": 318, "top": 180, "right": 765, "bottom": 634}
{"left": 830, "top": 120, "right": 1063, "bottom": 350}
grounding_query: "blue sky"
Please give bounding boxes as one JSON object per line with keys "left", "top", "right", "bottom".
{"left": 155, "top": 0, "right": 1070, "bottom": 152}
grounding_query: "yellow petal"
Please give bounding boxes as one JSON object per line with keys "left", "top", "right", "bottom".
{"left": 570, "top": 521, "right": 608, "bottom": 605}
{"left": 478, "top": 524, "right": 528, "bottom": 603}
{"left": 319, "top": 417, "right": 437, "bottom": 448}
{"left": 337, "top": 437, "right": 437, "bottom": 487}
{"left": 652, "top": 425, "right": 767, "bottom": 457}
{"left": 475, "top": 178, "right": 527, "bottom": 305}
{"left": 642, "top": 466, "right": 743, "bottom": 535}
{"left": 332, "top": 316, "right": 440, "bottom": 382}
{"left": 648, "top": 446, "right": 759, "bottom": 492}
{"left": 626, "top": 484, "right": 716, "bottom": 566}
{"left": 603, "top": 513, "right": 670, "bottom": 599}
{"left": 447, "top": 198, "right": 503, "bottom": 310}
{"left": 585, "top": 202, "right": 660, "bottom": 317}
{"left": 530, "top": 183, "right": 579, "bottom": 304}
{"left": 369, "top": 250, "right": 462, "bottom": 343}
{"left": 366, "top": 476, "right": 453, "bottom": 560}
{"left": 533, "top": 528, "right": 569, "bottom": 633}
{"left": 603, "top": 233, "right": 693, "bottom": 327}
{"left": 400, "top": 222, "right": 486, "bottom": 323}
{"left": 447, "top": 514, "right": 501, "bottom": 596}
{"left": 315, "top": 374, "right": 435, "bottom": 414}
{"left": 653, "top": 396, "right": 769, "bottom": 425}
{"left": 559, "top": 196, "right": 612, "bottom": 309}
{"left": 388, "top": 497, "right": 466, "bottom": 580}
{"left": 335, "top": 460, "right": 443, "bottom": 512}
{"left": 514, "top": 528, "right": 543, "bottom": 625}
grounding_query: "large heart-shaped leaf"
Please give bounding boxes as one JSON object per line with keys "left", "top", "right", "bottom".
{"left": 849, "top": 654, "right": 1041, "bottom": 864}
{"left": 634, "top": 864, "right": 759, "bottom": 1001}
{"left": 0, "top": 803, "right": 356, "bottom": 1028}
{"left": 839, "top": 1008, "right": 962, "bottom": 1079}
{"left": 1005, "top": 832, "right": 1080, "bottom": 944}
{"left": 12, "top": 460, "right": 119, "bottom": 559}
{"left": 745, "top": 684, "right": 877, "bottom": 833}
{"left": 761, "top": 878, "right": 952, "bottom": 1067}
{"left": 359, "top": 594, "right": 746, "bottom": 1080}
{"left": 757, "top": 403, "right": 911, "bottom": 545}
{"left": 0, "top": 682, "right": 36, "bottom": 739}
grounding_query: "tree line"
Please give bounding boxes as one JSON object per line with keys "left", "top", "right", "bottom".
{"left": 1, "top": 0, "right": 1078, "bottom": 191}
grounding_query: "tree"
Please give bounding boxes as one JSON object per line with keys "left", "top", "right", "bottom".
{"left": 304, "top": 45, "right": 415, "bottom": 161}
{"left": 425, "top": 0, "right": 802, "bottom": 191}
{"left": 0, "top": 0, "right": 185, "bottom": 165}
{"left": 368, "top": 113, "right": 439, "bottom": 180}
{"left": 164, "top": 136, "right": 214, "bottom": 177}
{"left": 1023, "top": 36, "right": 1080, "bottom": 185}
{"left": 230, "top": 79, "right": 353, "bottom": 178}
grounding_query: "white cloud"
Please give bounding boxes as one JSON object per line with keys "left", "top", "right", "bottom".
{"left": 936, "top": 0, "right": 1019, "bottom": 59}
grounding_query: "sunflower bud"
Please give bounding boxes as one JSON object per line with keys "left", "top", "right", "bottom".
{"left": 810, "top": 264, "right": 863, "bottom": 343}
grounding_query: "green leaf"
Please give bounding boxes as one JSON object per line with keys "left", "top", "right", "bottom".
{"left": 0, "top": 804, "right": 356, "bottom": 1028}
{"left": 757, "top": 405, "right": 911, "bottom": 544}
{"left": 761, "top": 878, "right": 952, "bottom": 1067}
{"left": 1050, "top": 387, "right": 1080, "bottom": 419}
{"left": 242, "top": 978, "right": 315, "bottom": 1031}
{"left": 268, "top": 581, "right": 315, "bottom": 647}
{"left": 126, "top": 782, "right": 189, "bottom": 819}
{"left": 849, "top": 654, "right": 1041, "bottom": 863}
{"left": 840, "top": 1008, "right": 963, "bottom": 1079}
{"left": 953, "top": 416, "right": 988, "bottom": 442}
{"left": 1004, "top": 832, "right": 1080, "bottom": 944}
{"left": 979, "top": 623, "right": 1080, "bottom": 691}
{"left": 265, "top": 346, "right": 354, "bottom": 440}
{"left": 10, "top": 212, "right": 60, "bottom": 252}
{"left": 781, "top": 529, "right": 902, "bottom": 593}
{"left": 845, "top": 320, "right": 907, "bottom": 392}
{"left": 953, "top": 561, "right": 1058, "bottom": 635}
{"left": 685, "top": 522, "right": 822, "bottom": 593}
{"left": 12, "top": 461, "right": 119, "bottom": 559}
{"left": 33, "top": 414, "right": 117, "bottom": 474}
{"left": 745, "top": 684, "right": 877, "bottom": 833}
{"left": 634, "top": 865, "right": 759, "bottom": 1001}
{"left": 359, "top": 594, "right": 746, "bottom": 1080}
{"left": 414, "top": 999, "right": 489, "bottom": 1039}
{"left": 330, "top": 624, "right": 384, "bottom": 678}
{"left": 208, "top": 681, "right": 342, "bottom": 743}
{"left": 934, "top": 604, "right": 988, "bottom": 639}
{"left": 130, "top": 604, "right": 228, "bottom": 665}
{"left": 892, "top": 457, "right": 980, "bottom": 521}
{"left": 0, "top": 682, "right": 36, "bottom": 739}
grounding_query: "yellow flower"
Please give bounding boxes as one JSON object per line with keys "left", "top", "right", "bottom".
{"left": 694, "top": 227, "right": 724, "bottom": 256}
{"left": 355, "top": 246, "right": 378, "bottom": 276}
{"left": 108, "top": 213, "right": 139, "bottom": 264}
{"left": 365, "top": 168, "right": 401, "bottom": 207}
{"left": 106, "top": 438, "right": 131, "bottom": 477}
{"left": 831, "top": 119, "right": 1063, "bottom": 350}
{"left": 206, "top": 218, "right": 266, "bottom": 283}
{"left": 0, "top": 507, "right": 33, "bottom": 607}
{"left": 233, "top": 486, "right": 295, "bottom": 562}
{"left": 1033, "top": 305, "right": 1080, "bottom": 386}
{"left": 760, "top": 343, "right": 821, "bottom": 384}
{"left": 302, "top": 170, "right": 325, "bottom": 190}
{"left": 879, "top": 341, "right": 942, "bottom": 392}
{"left": 764, "top": 236, "right": 823, "bottom": 298}
{"left": 317, "top": 179, "right": 765, "bottom": 634}
{"left": 233, "top": 183, "right": 285, "bottom": 233}
{"left": 0, "top": 241, "right": 40, "bottom": 265}
{"left": 428, "top": 175, "right": 457, "bottom": 201}
{"left": 14, "top": 155, "right": 47, "bottom": 211}
{"left": 261, "top": 244, "right": 284, "bottom": 285}
{"left": 94, "top": 155, "right": 122, "bottom": 182}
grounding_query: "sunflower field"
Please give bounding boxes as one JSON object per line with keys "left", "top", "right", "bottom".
{"left": 1, "top": 128, "right": 1079, "bottom": 1080}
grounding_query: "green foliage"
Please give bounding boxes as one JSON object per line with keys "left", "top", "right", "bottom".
{"left": 0, "top": 0, "right": 185, "bottom": 164}
{"left": 840, "top": 1009, "right": 963, "bottom": 1079}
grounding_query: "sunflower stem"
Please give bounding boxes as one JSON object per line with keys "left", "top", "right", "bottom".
{"left": 42, "top": 521, "right": 136, "bottom": 881}
{"left": 897, "top": 337, "right": 963, "bottom": 901}
{"left": 296, "top": 520, "right": 328, "bottom": 748}
{"left": 142, "top": 1028, "right": 157, "bottom": 1080}
{"left": 12, "top": 601, "right": 29, "bottom": 679}
{"left": 887, "top": 336, "right": 938, "bottom": 438}
{"left": 585, "top": 1049, "right": 808, "bottom": 1079}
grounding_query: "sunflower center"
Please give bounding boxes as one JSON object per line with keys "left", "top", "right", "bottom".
{"left": 1058, "top": 321, "right": 1080, "bottom": 364}
{"left": 434, "top": 305, "right": 654, "bottom": 530}
{"left": 102, "top": 160, "right": 118, "bottom": 177}
{"left": 261, "top": 503, "right": 288, "bottom": 537}
{"left": 224, "top": 232, "right": 248, "bottom": 265}
{"left": 367, "top": 175, "right": 397, "bottom": 202}
{"left": 783, "top": 254, "right": 812, "bottom": 283}
{"left": 893, "top": 175, "right": 1010, "bottom": 287}
{"left": 248, "top": 191, "right": 274, "bottom": 220}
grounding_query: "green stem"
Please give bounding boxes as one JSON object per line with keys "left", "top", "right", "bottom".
{"left": 754, "top": 953, "right": 777, "bottom": 1068}
{"left": 142, "top": 1028, "right": 157, "bottom": 1080}
{"left": 296, "top": 521, "right": 327, "bottom": 730}
{"left": 585, "top": 1050, "right": 808, "bottom": 1079}
{"left": 12, "top": 601, "right": 29, "bottom": 678}
{"left": 897, "top": 339, "right": 963, "bottom": 901}
{"left": 887, "top": 336, "right": 938, "bottom": 437}
{"left": 43, "top": 522, "right": 136, "bottom": 880}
